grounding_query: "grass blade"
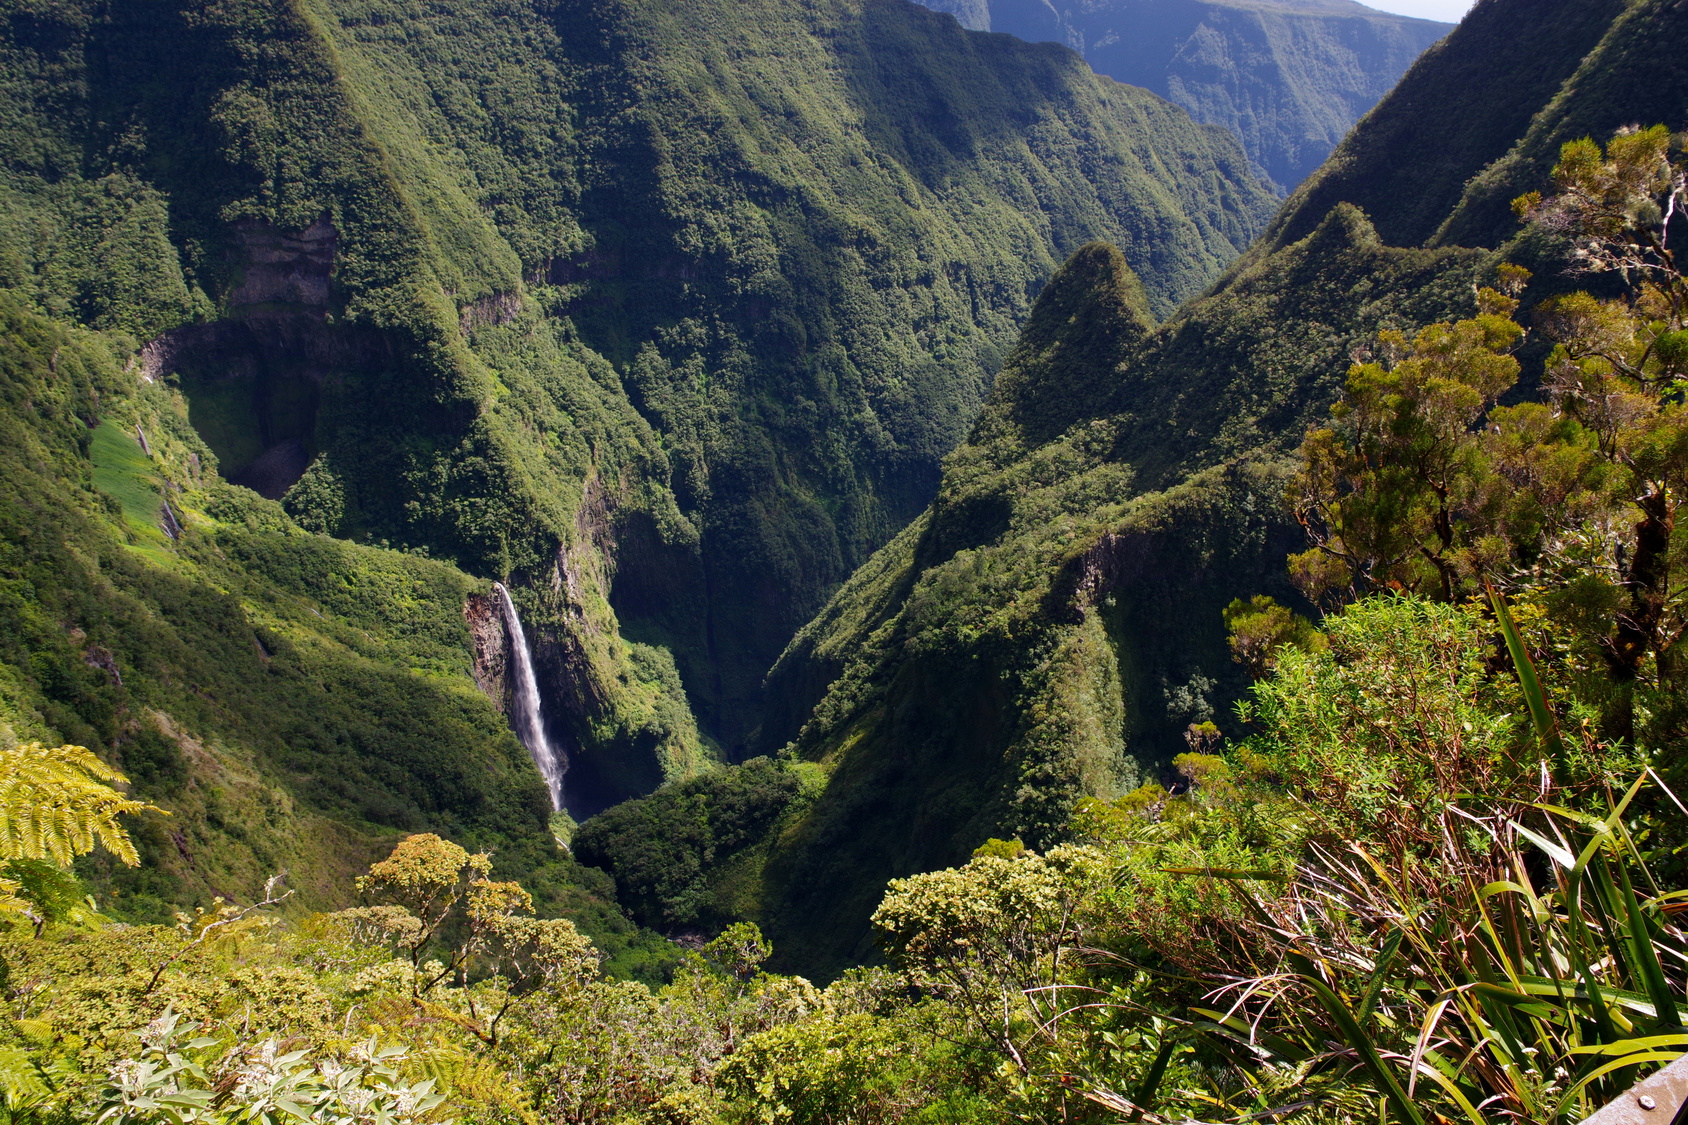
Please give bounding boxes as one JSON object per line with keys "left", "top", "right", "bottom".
{"left": 1129, "top": 1037, "right": 1178, "bottom": 1122}
{"left": 1288, "top": 954, "right": 1428, "bottom": 1125}
{"left": 1488, "top": 586, "right": 1565, "bottom": 771}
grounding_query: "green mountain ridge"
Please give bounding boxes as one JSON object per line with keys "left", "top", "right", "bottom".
{"left": 0, "top": 0, "right": 1273, "bottom": 920}
{"left": 909, "top": 0, "right": 1452, "bottom": 190}
{"left": 659, "top": 0, "right": 1688, "bottom": 976}
{"left": 753, "top": 208, "right": 1487, "bottom": 972}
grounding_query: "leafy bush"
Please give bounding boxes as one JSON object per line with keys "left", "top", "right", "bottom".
{"left": 0, "top": 837, "right": 1008, "bottom": 1125}
{"left": 574, "top": 760, "right": 805, "bottom": 932}
{"left": 95, "top": 1015, "right": 443, "bottom": 1125}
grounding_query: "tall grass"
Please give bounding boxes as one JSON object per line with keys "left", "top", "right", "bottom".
{"left": 1174, "top": 595, "right": 1688, "bottom": 1124}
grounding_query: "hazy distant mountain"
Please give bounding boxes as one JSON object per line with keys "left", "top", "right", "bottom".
{"left": 913, "top": 0, "right": 1452, "bottom": 190}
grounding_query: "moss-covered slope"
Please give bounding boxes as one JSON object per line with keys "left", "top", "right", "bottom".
{"left": 747, "top": 0, "right": 1686, "bottom": 975}
{"left": 0, "top": 0, "right": 1276, "bottom": 766}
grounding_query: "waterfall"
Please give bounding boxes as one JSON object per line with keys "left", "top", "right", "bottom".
{"left": 493, "top": 583, "right": 567, "bottom": 811}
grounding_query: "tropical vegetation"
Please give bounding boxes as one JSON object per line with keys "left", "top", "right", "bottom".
{"left": 5, "top": 0, "right": 1688, "bottom": 1120}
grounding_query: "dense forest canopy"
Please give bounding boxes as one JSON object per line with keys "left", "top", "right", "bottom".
{"left": 3, "top": 0, "right": 1688, "bottom": 1121}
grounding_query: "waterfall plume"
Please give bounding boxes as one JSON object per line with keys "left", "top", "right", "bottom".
{"left": 493, "top": 582, "right": 567, "bottom": 811}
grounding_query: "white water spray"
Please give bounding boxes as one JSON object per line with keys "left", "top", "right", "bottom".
{"left": 493, "top": 583, "right": 566, "bottom": 811}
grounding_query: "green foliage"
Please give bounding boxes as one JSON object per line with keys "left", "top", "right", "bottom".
{"left": 1235, "top": 598, "right": 1538, "bottom": 838}
{"left": 717, "top": 1006, "right": 999, "bottom": 1125}
{"left": 1286, "top": 293, "right": 1529, "bottom": 605}
{"left": 1291, "top": 128, "right": 1688, "bottom": 751}
{"left": 968, "top": 839, "right": 1025, "bottom": 860}
{"left": 0, "top": 743, "right": 157, "bottom": 869}
{"left": 0, "top": 838, "right": 1018, "bottom": 1125}
{"left": 873, "top": 845, "right": 1106, "bottom": 1080}
{"left": 94, "top": 1013, "right": 444, "bottom": 1125}
{"left": 0, "top": 288, "right": 665, "bottom": 967}
{"left": 573, "top": 761, "right": 806, "bottom": 933}
{"left": 1220, "top": 596, "right": 1323, "bottom": 678}
{"left": 1145, "top": 601, "right": 1678, "bottom": 1123}
{"left": 861, "top": 591, "right": 1683, "bottom": 1122}
{"left": 280, "top": 461, "right": 345, "bottom": 538}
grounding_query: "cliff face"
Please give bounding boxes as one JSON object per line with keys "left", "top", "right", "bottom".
{"left": 911, "top": 0, "right": 1451, "bottom": 190}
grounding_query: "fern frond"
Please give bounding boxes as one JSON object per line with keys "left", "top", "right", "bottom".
{"left": 0, "top": 743, "right": 164, "bottom": 866}
{"left": 0, "top": 1044, "right": 51, "bottom": 1108}
{"left": 0, "top": 873, "right": 28, "bottom": 921}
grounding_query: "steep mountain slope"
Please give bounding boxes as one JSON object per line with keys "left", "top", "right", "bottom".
{"left": 524, "top": 0, "right": 1279, "bottom": 747}
{"left": 0, "top": 288, "right": 682, "bottom": 974}
{"left": 1248, "top": 0, "right": 1627, "bottom": 255}
{"left": 728, "top": 0, "right": 1687, "bottom": 974}
{"left": 911, "top": 0, "right": 1451, "bottom": 190}
{"left": 759, "top": 217, "right": 1485, "bottom": 971}
{"left": 0, "top": 0, "right": 1276, "bottom": 778}
{"left": 1434, "top": 0, "right": 1688, "bottom": 248}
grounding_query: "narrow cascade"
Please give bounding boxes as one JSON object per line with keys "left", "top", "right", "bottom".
{"left": 493, "top": 583, "right": 567, "bottom": 811}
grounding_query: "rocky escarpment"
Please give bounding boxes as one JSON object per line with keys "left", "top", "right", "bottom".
{"left": 466, "top": 590, "right": 510, "bottom": 704}
{"left": 142, "top": 217, "right": 396, "bottom": 500}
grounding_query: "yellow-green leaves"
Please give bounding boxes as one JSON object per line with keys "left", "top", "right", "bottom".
{"left": 1527, "top": 126, "right": 1678, "bottom": 269}
{"left": 0, "top": 741, "right": 159, "bottom": 868}
{"left": 1288, "top": 306, "right": 1526, "bottom": 605}
{"left": 1222, "top": 595, "right": 1325, "bottom": 678}
{"left": 355, "top": 833, "right": 492, "bottom": 947}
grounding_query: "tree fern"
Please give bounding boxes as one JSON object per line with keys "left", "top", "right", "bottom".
{"left": 0, "top": 742, "right": 159, "bottom": 867}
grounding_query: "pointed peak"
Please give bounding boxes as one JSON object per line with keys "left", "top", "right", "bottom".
{"left": 1019, "top": 242, "right": 1154, "bottom": 352}
{"left": 1298, "top": 202, "right": 1382, "bottom": 256}
{"left": 972, "top": 242, "right": 1157, "bottom": 450}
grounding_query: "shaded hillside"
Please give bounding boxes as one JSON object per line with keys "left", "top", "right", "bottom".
{"left": 758, "top": 220, "right": 1486, "bottom": 972}
{"left": 912, "top": 0, "right": 1450, "bottom": 190}
{"left": 539, "top": 0, "right": 1279, "bottom": 747}
{"left": 1435, "top": 0, "right": 1688, "bottom": 247}
{"left": 1248, "top": 0, "right": 1625, "bottom": 255}
{"left": 711, "top": 0, "right": 1684, "bottom": 975}
{"left": 0, "top": 0, "right": 1275, "bottom": 771}
{"left": 0, "top": 289, "right": 680, "bottom": 974}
